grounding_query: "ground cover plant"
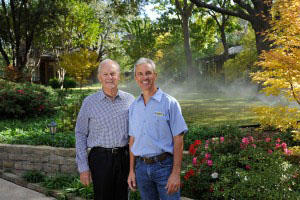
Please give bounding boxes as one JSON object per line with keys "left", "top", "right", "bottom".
{"left": 182, "top": 132, "right": 300, "bottom": 200}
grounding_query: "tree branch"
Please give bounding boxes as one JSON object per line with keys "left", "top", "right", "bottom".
{"left": 190, "top": 0, "right": 252, "bottom": 22}
{"left": 233, "top": 0, "right": 254, "bottom": 15}
{"left": 0, "top": 39, "right": 10, "bottom": 66}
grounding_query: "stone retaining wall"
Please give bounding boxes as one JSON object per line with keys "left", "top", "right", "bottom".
{"left": 0, "top": 144, "right": 78, "bottom": 175}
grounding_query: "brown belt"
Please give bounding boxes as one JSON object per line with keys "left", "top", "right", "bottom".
{"left": 136, "top": 152, "right": 172, "bottom": 164}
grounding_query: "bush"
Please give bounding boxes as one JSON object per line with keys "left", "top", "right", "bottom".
{"left": 0, "top": 79, "right": 57, "bottom": 118}
{"left": 182, "top": 134, "right": 300, "bottom": 199}
{"left": 63, "top": 77, "right": 76, "bottom": 89}
{"left": 49, "top": 78, "right": 61, "bottom": 89}
{"left": 22, "top": 170, "right": 46, "bottom": 183}
{"left": 184, "top": 125, "right": 242, "bottom": 150}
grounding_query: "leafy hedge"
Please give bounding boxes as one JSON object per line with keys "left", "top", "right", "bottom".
{"left": 0, "top": 79, "right": 57, "bottom": 118}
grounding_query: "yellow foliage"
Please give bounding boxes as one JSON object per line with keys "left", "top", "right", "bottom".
{"left": 251, "top": 0, "right": 300, "bottom": 143}
{"left": 59, "top": 49, "right": 99, "bottom": 87}
{"left": 289, "top": 146, "right": 300, "bottom": 156}
{"left": 252, "top": 106, "right": 300, "bottom": 132}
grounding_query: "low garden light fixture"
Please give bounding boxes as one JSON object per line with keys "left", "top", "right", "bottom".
{"left": 48, "top": 121, "right": 57, "bottom": 135}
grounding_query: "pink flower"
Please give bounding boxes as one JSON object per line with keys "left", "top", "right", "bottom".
{"left": 205, "top": 144, "right": 209, "bottom": 149}
{"left": 192, "top": 157, "right": 197, "bottom": 166}
{"left": 284, "top": 148, "right": 292, "bottom": 155}
{"left": 281, "top": 143, "right": 287, "bottom": 149}
{"left": 17, "top": 89, "right": 24, "bottom": 94}
{"left": 242, "top": 137, "right": 249, "bottom": 145}
{"left": 268, "top": 149, "right": 273, "bottom": 154}
{"left": 245, "top": 165, "right": 251, "bottom": 170}
{"left": 220, "top": 137, "right": 224, "bottom": 143}
{"left": 205, "top": 153, "right": 211, "bottom": 159}
{"left": 206, "top": 140, "right": 210, "bottom": 144}
{"left": 265, "top": 137, "right": 271, "bottom": 142}
{"left": 275, "top": 143, "right": 281, "bottom": 149}
{"left": 251, "top": 144, "right": 256, "bottom": 148}
{"left": 207, "top": 160, "right": 213, "bottom": 166}
{"left": 276, "top": 138, "right": 281, "bottom": 143}
{"left": 248, "top": 136, "right": 254, "bottom": 142}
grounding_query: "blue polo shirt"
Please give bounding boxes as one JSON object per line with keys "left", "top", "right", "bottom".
{"left": 129, "top": 88, "right": 188, "bottom": 157}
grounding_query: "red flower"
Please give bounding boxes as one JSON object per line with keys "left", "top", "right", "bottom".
{"left": 17, "top": 89, "right": 24, "bottom": 94}
{"left": 245, "top": 165, "right": 251, "bottom": 170}
{"left": 194, "top": 140, "right": 201, "bottom": 145}
{"left": 189, "top": 144, "right": 196, "bottom": 155}
{"left": 184, "top": 169, "right": 195, "bottom": 180}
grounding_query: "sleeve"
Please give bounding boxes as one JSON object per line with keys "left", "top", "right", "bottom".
{"left": 169, "top": 99, "right": 188, "bottom": 136}
{"left": 75, "top": 99, "right": 90, "bottom": 173}
{"left": 128, "top": 102, "right": 135, "bottom": 137}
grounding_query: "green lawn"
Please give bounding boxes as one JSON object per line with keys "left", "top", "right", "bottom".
{"left": 180, "top": 98, "right": 260, "bottom": 126}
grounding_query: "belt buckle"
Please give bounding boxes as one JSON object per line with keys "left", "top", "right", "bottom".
{"left": 111, "top": 148, "right": 118, "bottom": 154}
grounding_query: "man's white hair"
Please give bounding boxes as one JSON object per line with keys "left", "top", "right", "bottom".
{"left": 134, "top": 58, "right": 156, "bottom": 75}
{"left": 98, "top": 59, "right": 120, "bottom": 74}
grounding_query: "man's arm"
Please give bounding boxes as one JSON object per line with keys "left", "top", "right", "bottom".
{"left": 127, "top": 136, "right": 137, "bottom": 191}
{"left": 75, "top": 100, "right": 91, "bottom": 186}
{"left": 166, "top": 133, "right": 184, "bottom": 194}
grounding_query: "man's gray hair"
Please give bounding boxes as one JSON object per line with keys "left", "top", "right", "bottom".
{"left": 98, "top": 59, "right": 120, "bottom": 74}
{"left": 134, "top": 58, "right": 156, "bottom": 75}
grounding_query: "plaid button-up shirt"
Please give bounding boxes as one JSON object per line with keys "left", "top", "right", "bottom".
{"left": 75, "top": 89, "right": 135, "bottom": 173}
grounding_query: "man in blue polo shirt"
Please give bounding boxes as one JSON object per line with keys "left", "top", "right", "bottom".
{"left": 127, "top": 58, "right": 188, "bottom": 200}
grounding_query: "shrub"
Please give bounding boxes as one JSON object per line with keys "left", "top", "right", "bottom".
{"left": 184, "top": 125, "right": 242, "bottom": 150}
{"left": 0, "top": 79, "right": 57, "bottom": 118}
{"left": 22, "top": 170, "right": 46, "bottom": 183}
{"left": 182, "top": 134, "right": 299, "bottom": 199}
{"left": 49, "top": 78, "right": 61, "bottom": 89}
{"left": 63, "top": 77, "right": 76, "bottom": 89}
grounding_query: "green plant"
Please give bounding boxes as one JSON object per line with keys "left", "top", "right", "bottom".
{"left": 182, "top": 134, "right": 299, "bottom": 199}
{"left": 63, "top": 77, "right": 76, "bottom": 89}
{"left": 184, "top": 125, "right": 243, "bottom": 150}
{"left": 49, "top": 78, "right": 62, "bottom": 89}
{"left": 22, "top": 170, "right": 46, "bottom": 183}
{"left": 0, "top": 79, "right": 57, "bottom": 118}
{"left": 42, "top": 174, "right": 77, "bottom": 189}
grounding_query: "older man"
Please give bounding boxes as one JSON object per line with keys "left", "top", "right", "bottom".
{"left": 127, "top": 58, "right": 188, "bottom": 200}
{"left": 75, "top": 59, "right": 134, "bottom": 200}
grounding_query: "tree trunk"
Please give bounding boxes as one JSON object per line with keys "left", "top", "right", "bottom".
{"left": 181, "top": 15, "right": 194, "bottom": 79}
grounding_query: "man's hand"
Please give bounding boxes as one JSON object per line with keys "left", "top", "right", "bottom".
{"left": 165, "top": 172, "right": 180, "bottom": 195}
{"left": 80, "top": 171, "right": 91, "bottom": 186}
{"left": 127, "top": 170, "right": 137, "bottom": 191}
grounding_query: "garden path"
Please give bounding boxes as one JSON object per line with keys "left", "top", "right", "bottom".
{"left": 0, "top": 178, "right": 55, "bottom": 200}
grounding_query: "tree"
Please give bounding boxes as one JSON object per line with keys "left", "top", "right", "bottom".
{"left": 251, "top": 0, "right": 300, "bottom": 150}
{"left": 190, "top": 0, "right": 273, "bottom": 54}
{"left": 59, "top": 49, "right": 99, "bottom": 88}
{"left": 121, "top": 18, "right": 159, "bottom": 65}
{"left": 173, "top": 0, "right": 195, "bottom": 79}
{"left": 0, "top": 0, "right": 65, "bottom": 81}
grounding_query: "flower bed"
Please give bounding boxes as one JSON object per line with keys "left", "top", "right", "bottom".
{"left": 181, "top": 133, "right": 300, "bottom": 199}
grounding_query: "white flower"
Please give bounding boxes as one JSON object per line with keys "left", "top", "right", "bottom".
{"left": 244, "top": 176, "right": 248, "bottom": 181}
{"left": 211, "top": 172, "right": 218, "bottom": 179}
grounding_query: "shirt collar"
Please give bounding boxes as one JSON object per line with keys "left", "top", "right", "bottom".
{"left": 137, "top": 88, "right": 163, "bottom": 102}
{"left": 99, "top": 89, "right": 122, "bottom": 100}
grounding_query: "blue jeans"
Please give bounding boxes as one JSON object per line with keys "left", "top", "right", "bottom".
{"left": 135, "top": 156, "right": 180, "bottom": 200}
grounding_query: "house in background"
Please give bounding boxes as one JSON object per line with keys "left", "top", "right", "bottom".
{"left": 31, "top": 54, "right": 58, "bottom": 84}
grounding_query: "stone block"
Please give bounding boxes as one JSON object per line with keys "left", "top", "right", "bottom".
{"left": 3, "top": 161, "right": 14, "bottom": 168}
{"left": 60, "top": 164, "right": 78, "bottom": 174}
{"left": 55, "top": 148, "right": 76, "bottom": 157}
{"left": 43, "top": 164, "right": 59, "bottom": 173}
{"left": 49, "top": 154, "right": 66, "bottom": 165}
{"left": 8, "top": 153, "right": 29, "bottom": 161}
{"left": 0, "top": 152, "right": 8, "bottom": 160}
{"left": 27, "top": 154, "right": 49, "bottom": 163}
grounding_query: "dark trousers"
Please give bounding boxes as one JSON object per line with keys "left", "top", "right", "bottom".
{"left": 88, "top": 146, "right": 129, "bottom": 200}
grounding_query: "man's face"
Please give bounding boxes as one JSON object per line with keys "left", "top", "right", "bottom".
{"left": 98, "top": 62, "right": 120, "bottom": 90}
{"left": 135, "top": 63, "right": 157, "bottom": 92}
